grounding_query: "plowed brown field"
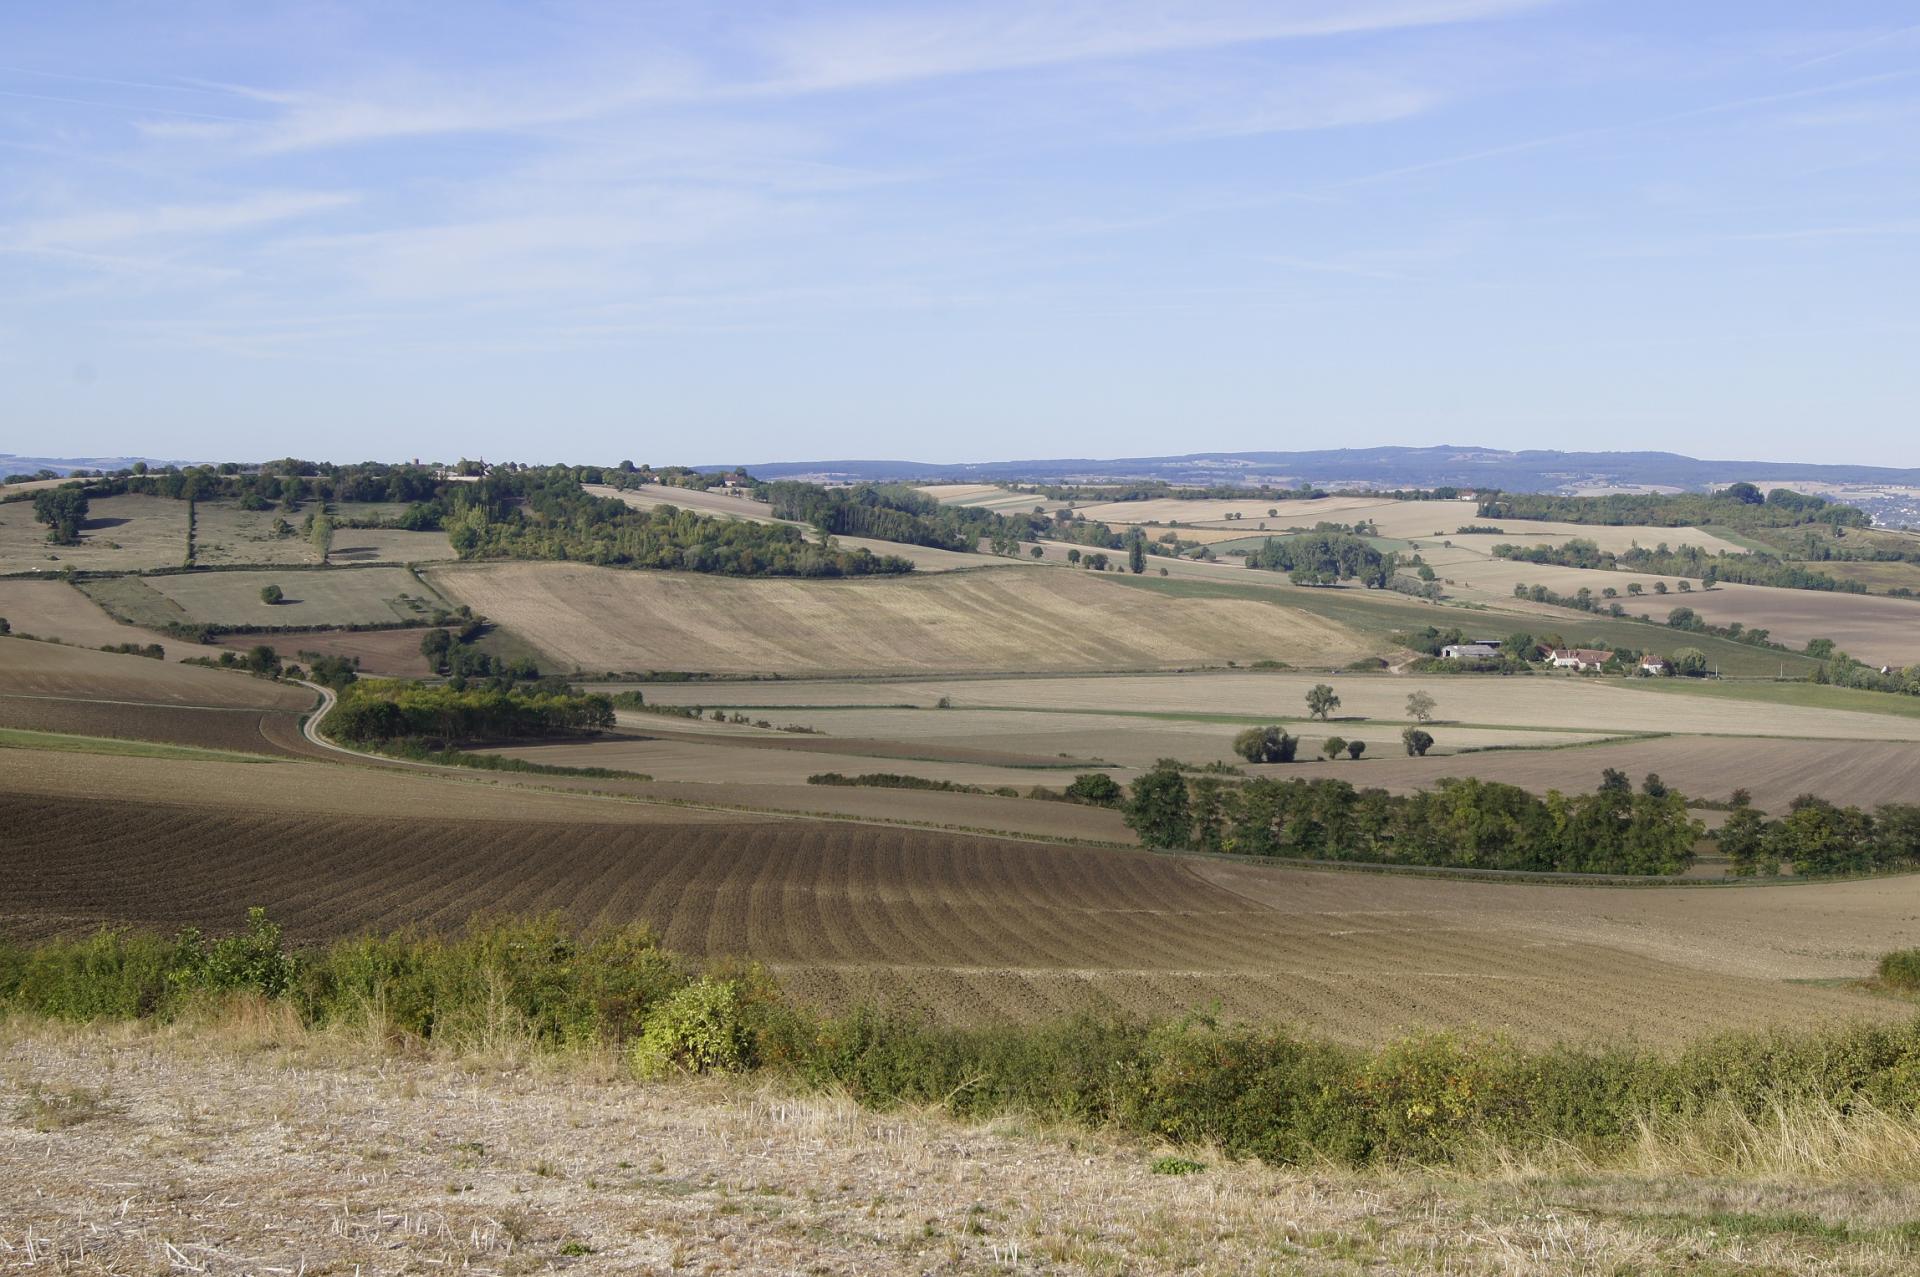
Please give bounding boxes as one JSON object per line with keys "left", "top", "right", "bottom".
{"left": 0, "top": 638, "right": 318, "bottom": 756}
{"left": 0, "top": 781, "right": 1900, "bottom": 1044}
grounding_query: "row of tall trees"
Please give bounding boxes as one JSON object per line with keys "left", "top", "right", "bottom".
{"left": 1477, "top": 486, "right": 1868, "bottom": 531}
{"left": 1123, "top": 766, "right": 1700, "bottom": 875}
{"left": 1721, "top": 795, "right": 1920, "bottom": 877}
{"left": 1493, "top": 539, "right": 1864, "bottom": 593}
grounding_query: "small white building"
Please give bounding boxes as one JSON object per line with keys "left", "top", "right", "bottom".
{"left": 1440, "top": 641, "right": 1502, "bottom": 660}
{"left": 1640, "top": 656, "right": 1669, "bottom": 676}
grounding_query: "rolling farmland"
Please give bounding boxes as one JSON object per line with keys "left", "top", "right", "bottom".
{"left": 427, "top": 562, "right": 1370, "bottom": 675}
{"left": 0, "top": 775, "right": 1902, "bottom": 1043}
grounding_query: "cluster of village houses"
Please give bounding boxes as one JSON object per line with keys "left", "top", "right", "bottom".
{"left": 1439, "top": 639, "right": 1669, "bottom": 675}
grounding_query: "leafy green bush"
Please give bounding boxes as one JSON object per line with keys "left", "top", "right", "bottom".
{"left": 630, "top": 978, "right": 760, "bottom": 1077}
{"left": 1879, "top": 949, "right": 1920, "bottom": 991}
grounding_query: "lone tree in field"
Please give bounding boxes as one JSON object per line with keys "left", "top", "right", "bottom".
{"left": 32, "top": 487, "right": 89, "bottom": 544}
{"left": 1401, "top": 727, "right": 1433, "bottom": 756}
{"left": 1405, "top": 690, "right": 1436, "bottom": 723}
{"left": 1321, "top": 735, "right": 1347, "bottom": 760}
{"left": 259, "top": 584, "right": 284, "bottom": 605}
{"left": 310, "top": 514, "right": 334, "bottom": 564}
{"left": 1305, "top": 683, "right": 1340, "bottom": 721}
{"left": 1128, "top": 532, "right": 1146, "bottom": 574}
{"left": 1122, "top": 761, "right": 1191, "bottom": 849}
{"left": 1345, "top": 739, "right": 1366, "bottom": 760}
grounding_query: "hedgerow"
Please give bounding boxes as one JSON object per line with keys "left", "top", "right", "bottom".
{"left": 6, "top": 914, "right": 1920, "bottom": 1171}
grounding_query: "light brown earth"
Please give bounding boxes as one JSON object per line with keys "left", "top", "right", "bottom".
{"left": 427, "top": 562, "right": 1369, "bottom": 675}
{"left": 632, "top": 670, "right": 1920, "bottom": 742}
{"left": 211, "top": 625, "right": 438, "bottom": 676}
{"left": 479, "top": 734, "right": 1115, "bottom": 791}
{"left": 0, "top": 636, "right": 311, "bottom": 710}
{"left": 15, "top": 1026, "right": 1920, "bottom": 1277}
{"left": 0, "top": 579, "right": 178, "bottom": 656}
{"left": 1435, "top": 555, "right": 1920, "bottom": 665}
{"left": 1327, "top": 736, "right": 1920, "bottom": 815}
{"left": 1075, "top": 496, "right": 1745, "bottom": 555}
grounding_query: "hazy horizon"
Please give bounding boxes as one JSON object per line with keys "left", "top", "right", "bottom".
{"left": 5, "top": 2, "right": 1918, "bottom": 465}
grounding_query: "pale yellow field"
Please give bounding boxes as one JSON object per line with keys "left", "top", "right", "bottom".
{"left": 427, "top": 562, "right": 1370, "bottom": 676}
{"left": 0, "top": 492, "right": 188, "bottom": 573}
{"left": 917, "top": 483, "right": 1063, "bottom": 512}
{"left": 1425, "top": 551, "right": 1920, "bottom": 664}
{"left": 611, "top": 701, "right": 1614, "bottom": 769}
{"left": 1078, "top": 496, "right": 1744, "bottom": 557}
{"left": 634, "top": 670, "right": 1920, "bottom": 742}
{"left": 478, "top": 733, "right": 1111, "bottom": 790}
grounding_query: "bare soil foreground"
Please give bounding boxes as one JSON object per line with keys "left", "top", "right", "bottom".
{"left": 1, "top": 763, "right": 1904, "bottom": 1043}
{"left": 13, "top": 1026, "right": 1920, "bottom": 1276}
{"left": 426, "top": 562, "right": 1368, "bottom": 674}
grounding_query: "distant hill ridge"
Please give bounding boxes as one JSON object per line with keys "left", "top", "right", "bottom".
{"left": 719, "top": 447, "right": 1920, "bottom": 494}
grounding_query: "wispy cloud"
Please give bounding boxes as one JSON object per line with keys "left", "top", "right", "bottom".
{"left": 748, "top": 0, "right": 1556, "bottom": 92}
{"left": 7, "top": 190, "right": 359, "bottom": 250}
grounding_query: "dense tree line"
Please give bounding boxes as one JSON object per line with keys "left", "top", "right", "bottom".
{"left": 1493, "top": 539, "right": 1865, "bottom": 593}
{"left": 327, "top": 679, "right": 613, "bottom": 745}
{"left": 1123, "top": 765, "right": 1699, "bottom": 874}
{"left": 762, "top": 482, "right": 1004, "bottom": 552}
{"left": 1477, "top": 486, "right": 1869, "bottom": 531}
{"left": 441, "top": 470, "right": 914, "bottom": 576}
{"left": 1720, "top": 794, "right": 1920, "bottom": 877}
{"left": 1245, "top": 532, "right": 1395, "bottom": 586}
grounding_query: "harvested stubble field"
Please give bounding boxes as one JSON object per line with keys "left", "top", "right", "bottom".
{"left": 1340, "top": 735, "right": 1920, "bottom": 815}
{"left": 1429, "top": 553, "right": 1920, "bottom": 665}
{"left": 0, "top": 579, "right": 177, "bottom": 656}
{"left": 428, "top": 562, "right": 1369, "bottom": 675}
{"left": 609, "top": 703, "right": 1612, "bottom": 771}
{"left": 132, "top": 565, "right": 450, "bottom": 628}
{"left": 1074, "top": 496, "right": 1747, "bottom": 556}
{"left": 480, "top": 733, "right": 1113, "bottom": 791}
{"left": 633, "top": 670, "right": 1920, "bottom": 743}
{"left": 22, "top": 1032, "right": 1920, "bottom": 1277}
{"left": 0, "top": 766, "right": 1903, "bottom": 1042}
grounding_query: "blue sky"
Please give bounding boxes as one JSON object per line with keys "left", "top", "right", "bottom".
{"left": 2, "top": 1, "right": 1917, "bottom": 466}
